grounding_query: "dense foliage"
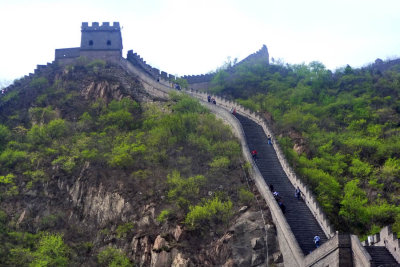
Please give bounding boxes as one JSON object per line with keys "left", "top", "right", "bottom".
{"left": 210, "top": 59, "right": 400, "bottom": 237}
{"left": 0, "top": 62, "right": 247, "bottom": 264}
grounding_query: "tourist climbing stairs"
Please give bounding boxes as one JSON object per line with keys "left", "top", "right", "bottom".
{"left": 235, "top": 113, "right": 327, "bottom": 255}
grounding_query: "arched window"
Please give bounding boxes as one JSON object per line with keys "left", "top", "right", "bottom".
{"left": 89, "top": 40, "right": 93, "bottom": 46}
{"left": 107, "top": 40, "right": 111, "bottom": 46}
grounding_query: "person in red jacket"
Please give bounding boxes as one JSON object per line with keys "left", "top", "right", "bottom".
{"left": 251, "top": 149, "right": 258, "bottom": 159}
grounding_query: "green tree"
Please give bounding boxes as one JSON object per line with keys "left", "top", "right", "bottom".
{"left": 184, "top": 196, "right": 233, "bottom": 231}
{"left": 167, "top": 171, "right": 206, "bottom": 210}
{"left": 30, "top": 233, "right": 69, "bottom": 267}
{"left": 0, "top": 124, "right": 11, "bottom": 151}
{"left": 97, "top": 247, "right": 132, "bottom": 267}
{"left": 339, "top": 180, "right": 370, "bottom": 232}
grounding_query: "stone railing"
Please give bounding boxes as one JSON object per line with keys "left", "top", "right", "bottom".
{"left": 351, "top": 235, "right": 373, "bottom": 267}
{"left": 187, "top": 90, "right": 336, "bottom": 238}
{"left": 120, "top": 58, "right": 177, "bottom": 99}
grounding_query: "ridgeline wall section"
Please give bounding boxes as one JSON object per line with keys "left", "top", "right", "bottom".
{"left": 0, "top": 62, "right": 55, "bottom": 108}
{"left": 126, "top": 44, "right": 269, "bottom": 91}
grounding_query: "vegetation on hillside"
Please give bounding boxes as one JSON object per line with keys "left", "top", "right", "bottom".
{"left": 210, "top": 59, "right": 400, "bottom": 237}
{"left": 0, "top": 61, "right": 249, "bottom": 265}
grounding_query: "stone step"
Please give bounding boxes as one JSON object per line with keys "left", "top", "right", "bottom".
{"left": 235, "top": 113, "right": 327, "bottom": 255}
{"left": 364, "top": 246, "right": 400, "bottom": 266}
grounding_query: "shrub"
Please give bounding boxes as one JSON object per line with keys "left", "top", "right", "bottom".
{"left": 30, "top": 233, "right": 70, "bottom": 267}
{"left": 108, "top": 142, "right": 146, "bottom": 168}
{"left": 0, "top": 124, "right": 11, "bottom": 151}
{"left": 97, "top": 247, "right": 132, "bottom": 267}
{"left": 209, "top": 156, "right": 230, "bottom": 170}
{"left": 30, "top": 77, "right": 49, "bottom": 90}
{"left": 39, "top": 214, "right": 61, "bottom": 230}
{"left": 238, "top": 188, "right": 254, "bottom": 205}
{"left": 27, "top": 125, "right": 49, "bottom": 145}
{"left": 46, "top": 119, "right": 68, "bottom": 139}
{"left": 116, "top": 223, "right": 134, "bottom": 239}
{"left": 86, "top": 59, "right": 106, "bottom": 72}
{"left": 167, "top": 171, "right": 206, "bottom": 210}
{"left": 0, "top": 149, "right": 27, "bottom": 168}
{"left": 52, "top": 156, "right": 76, "bottom": 173}
{"left": 184, "top": 197, "right": 233, "bottom": 231}
{"left": 156, "top": 209, "right": 171, "bottom": 223}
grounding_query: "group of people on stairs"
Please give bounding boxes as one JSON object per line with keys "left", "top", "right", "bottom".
{"left": 214, "top": 96, "right": 324, "bottom": 251}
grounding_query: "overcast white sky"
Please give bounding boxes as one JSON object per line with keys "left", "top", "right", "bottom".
{"left": 1, "top": 0, "right": 400, "bottom": 83}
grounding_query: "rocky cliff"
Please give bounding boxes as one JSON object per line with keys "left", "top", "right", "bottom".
{"left": 0, "top": 60, "right": 281, "bottom": 266}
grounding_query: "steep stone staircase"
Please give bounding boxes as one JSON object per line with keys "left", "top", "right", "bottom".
{"left": 235, "top": 113, "right": 328, "bottom": 255}
{"left": 364, "top": 246, "right": 399, "bottom": 266}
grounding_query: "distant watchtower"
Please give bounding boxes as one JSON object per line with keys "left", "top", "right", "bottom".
{"left": 80, "top": 22, "right": 122, "bottom": 55}
{"left": 55, "top": 22, "right": 123, "bottom": 63}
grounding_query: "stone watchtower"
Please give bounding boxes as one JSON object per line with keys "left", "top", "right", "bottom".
{"left": 55, "top": 22, "right": 123, "bottom": 63}
{"left": 80, "top": 22, "right": 122, "bottom": 61}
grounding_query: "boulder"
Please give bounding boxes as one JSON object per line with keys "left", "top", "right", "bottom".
{"left": 153, "top": 235, "right": 168, "bottom": 251}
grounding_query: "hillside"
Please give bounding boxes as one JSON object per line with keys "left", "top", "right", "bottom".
{"left": 210, "top": 59, "right": 400, "bottom": 238}
{"left": 0, "top": 60, "right": 276, "bottom": 266}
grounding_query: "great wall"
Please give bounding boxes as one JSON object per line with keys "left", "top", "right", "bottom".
{"left": 1, "top": 22, "right": 400, "bottom": 266}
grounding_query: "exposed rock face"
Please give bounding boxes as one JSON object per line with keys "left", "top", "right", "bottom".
{"left": 229, "top": 211, "right": 268, "bottom": 266}
{"left": 293, "top": 142, "right": 307, "bottom": 155}
{"left": 171, "top": 253, "right": 189, "bottom": 267}
{"left": 82, "top": 80, "right": 125, "bottom": 102}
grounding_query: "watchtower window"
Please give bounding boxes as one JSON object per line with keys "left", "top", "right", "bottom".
{"left": 89, "top": 40, "right": 93, "bottom": 46}
{"left": 107, "top": 40, "right": 111, "bottom": 46}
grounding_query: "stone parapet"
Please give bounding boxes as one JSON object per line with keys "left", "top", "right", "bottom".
{"left": 303, "top": 234, "right": 353, "bottom": 267}
{"left": 351, "top": 235, "right": 373, "bottom": 267}
{"left": 374, "top": 226, "right": 400, "bottom": 263}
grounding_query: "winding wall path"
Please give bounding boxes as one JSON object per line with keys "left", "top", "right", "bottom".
{"left": 120, "top": 57, "right": 400, "bottom": 266}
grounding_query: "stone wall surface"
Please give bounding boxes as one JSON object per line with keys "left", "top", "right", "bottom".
{"left": 303, "top": 234, "right": 353, "bottom": 267}
{"left": 351, "top": 235, "right": 373, "bottom": 267}
{"left": 80, "top": 50, "right": 121, "bottom": 63}
{"left": 80, "top": 22, "right": 123, "bottom": 51}
{"left": 55, "top": 47, "right": 81, "bottom": 59}
{"left": 374, "top": 226, "right": 400, "bottom": 263}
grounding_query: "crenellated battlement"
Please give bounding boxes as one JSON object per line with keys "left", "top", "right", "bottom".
{"left": 81, "top": 22, "right": 121, "bottom": 31}
{"left": 126, "top": 45, "right": 269, "bottom": 89}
